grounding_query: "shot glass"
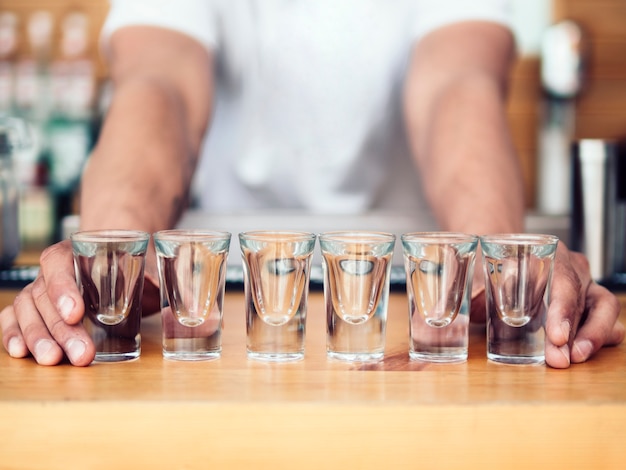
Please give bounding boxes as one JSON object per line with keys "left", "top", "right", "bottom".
{"left": 239, "top": 231, "right": 316, "bottom": 362}
{"left": 154, "top": 229, "right": 231, "bottom": 361}
{"left": 319, "top": 231, "right": 395, "bottom": 362}
{"left": 401, "top": 232, "right": 478, "bottom": 363}
{"left": 480, "top": 234, "right": 559, "bottom": 365}
{"left": 71, "top": 230, "right": 150, "bottom": 362}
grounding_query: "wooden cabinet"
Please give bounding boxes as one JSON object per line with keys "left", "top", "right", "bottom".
{"left": 553, "top": 0, "right": 626, "bottom": 140}
{"left": 0, "top": 0, "right": 110, "bottom": 82}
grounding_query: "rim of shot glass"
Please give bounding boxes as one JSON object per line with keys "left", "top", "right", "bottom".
{"left": 401, "top": 232, "right": 478, "bottom": 244}
{"left": 479, "top": 233, "right": 559, "bottom": 246}
{"left": 70, "top": 229, "right": 150, "bottom": 244}
{"left": 153, "top": 229, "right": 232, "bottom": 242}
{"left": 239, "top": 230, "right": 317, "bottom": 242}
{"left": 319, "top": 230, "right": 396, "bottom": 244}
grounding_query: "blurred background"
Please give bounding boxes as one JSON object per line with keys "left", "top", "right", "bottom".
{"left": 0, "top": 0, "right": 625, "bottom": 253}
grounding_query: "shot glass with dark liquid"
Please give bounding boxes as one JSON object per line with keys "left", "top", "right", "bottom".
{"left": 71, "top": 230, "right": 150, "bottom": 363}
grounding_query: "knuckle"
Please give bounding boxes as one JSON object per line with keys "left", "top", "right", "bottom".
{"left": 0, "top": 305, "right": 12, "bottom": 326}
{"left": 46, "top": 316, "right": 68, "bottom": 339}
{"left": 30, "top": 278, "right": 50, "bottom": 305}
{"left": 12, "top": 290, "right": 28, "bottom": 311}
{"left": 12, "top": 283, "right": 34, "bottom": 312}
{"left": 570, "top": 251, "right": 590, "bottom": 273}
{"left": 558, "top": 264, "right": 583, "bottom": 296}
{"left": 20, "top": 321, "right": 45, "bottom": 341}
{"left": 607, "top": 294, "right": 621, "bottom": 316}
{"left": 39, "top": 241, "right": 70, "bottom": 266}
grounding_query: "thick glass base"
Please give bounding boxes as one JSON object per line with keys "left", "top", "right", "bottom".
{"left": 487, "top": 352, "right": 545, "bottom": 365}
{"left": 162, "top": 337, "right": 221, "bottom": 361}
{"left": 410, "top": 350, "right": 467, "bottom": 364}
{"left": 93, "top": 350, "right": 140, "bottom": 363}
{"left": 247, "top": 351, "right": 304, "bottom": 362}
{"left": 163, "top": 350, "right": 221, "bottom": 361}
{"left": 327, "top": 350, "right": 384, "bottom": 363}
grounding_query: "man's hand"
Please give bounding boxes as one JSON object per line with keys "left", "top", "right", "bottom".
{"left": 544, "top": 243, "right": 625, "bottom": 368}
{"left": 0, "top": 241, "right": 95, "bottom": 365}
{"left": 470, "top": 242, "right": 624, "bottom": 368}
{"left": 0, "top": 239, "right": 163, "bottom": 366}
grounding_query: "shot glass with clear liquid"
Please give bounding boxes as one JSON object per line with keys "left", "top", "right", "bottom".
{"left": 319, "top": 231, "right": 395, "bottom": 362}
{"left": 480, "top": 234, "right": 559, "bottom": 365}
{"left": 154, "top": 229, "right": 231, "bottom": 361}
{"left": 239, "top": 231, "right": 316, "bottom": 362}
{"left": 401, "top": 232, "right": 478, "bottom": 363}
{"left": 71, "top": 230, "right": 150, "bottom": 362}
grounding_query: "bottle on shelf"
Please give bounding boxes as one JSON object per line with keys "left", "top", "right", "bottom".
{"left": 0, "top": 115, "right": 30, "bottom": 267}
{"left": 46, "top": 10, "right": 95, "bottom": 241}
{"left": 0, "top": 11, "right": 19, "bottom": 115}
{"left": 11, "top": 11, "right": 56, "bottom": 249}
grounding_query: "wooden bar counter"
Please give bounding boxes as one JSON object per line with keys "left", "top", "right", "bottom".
{"left": 1, "top": 288, "right": 625, "bottom": 469}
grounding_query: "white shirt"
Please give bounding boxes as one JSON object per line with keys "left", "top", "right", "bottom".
{"left": 102, "top": 0, "right": 512, "bottom": 226}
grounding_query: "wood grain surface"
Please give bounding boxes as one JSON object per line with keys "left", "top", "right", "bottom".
{"left": 1, "top": 290, "right": 625, "bottom": 469}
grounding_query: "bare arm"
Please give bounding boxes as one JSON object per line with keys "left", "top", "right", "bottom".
{"left": 82, "top": 26, "right": 213, "bottom": 233}
{"left": 0, "top": 27, "right": 214, "bottom": 365}
{"left": 404, "top": 21, "right": 523, "bottom": 235}
{"left": 404, "top": 21, "right": 624, "bottom": 368}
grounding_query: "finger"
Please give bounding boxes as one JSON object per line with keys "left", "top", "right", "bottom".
{"left": 545, "top": 248, "right": 591, "bottom": 348}
{"left": 543, "top": 248, "right": 591, "bottom": 369}
{"left": 30, "top": 276, "right": 95, "bottom": 366}
{"left": 571, "top": 283, "right": 623, "bottom": 363}
{"left": 38, "top": 240, "right": 85, "bottom": 325}
{"left": 608, "top": 320, "right": 626, "bottom": 346}
{"left": 545, "top": 340, "right": 571, "bottom": 369}
{"left": 0, "top": 306, "right": 29, "bottom": 358}
{"left": 13, "top": 283, "right": 66, "bottom": 365}
{"left": 544, "top": 285, "right": 579, "bottom": 351}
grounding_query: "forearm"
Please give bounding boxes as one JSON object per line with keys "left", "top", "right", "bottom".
{"left": 79, "top": 26, "right": 213, "bottom": 234}
{"left": 404, "top": 21, "right": 524, "bottom": 236}
{"left": 413, "top": 75, "right": 524, "bottom": 235}
{"left": 80, "top": 78, "right": 196, "bottom": 233}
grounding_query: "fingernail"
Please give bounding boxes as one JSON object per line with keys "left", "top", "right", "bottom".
{"left": 558, "top": 343, "right": 570, "bottom": 366}
{"left": 574, "top": 340, "right": 593, "bottom": 362}
{"left": 57, "top": 295, "right": 75, "bottom": 321}
{"left": 560, "top": 320, "right": 571, "bottom": 342}
{"left": 34, "top": 339, "right": 55, "bottom": 361}
{"left": 66, "top": 338, "right": 86, "bottom": 362}
{"left": 8, "top": 337, "right": 23, "bottom": 357}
